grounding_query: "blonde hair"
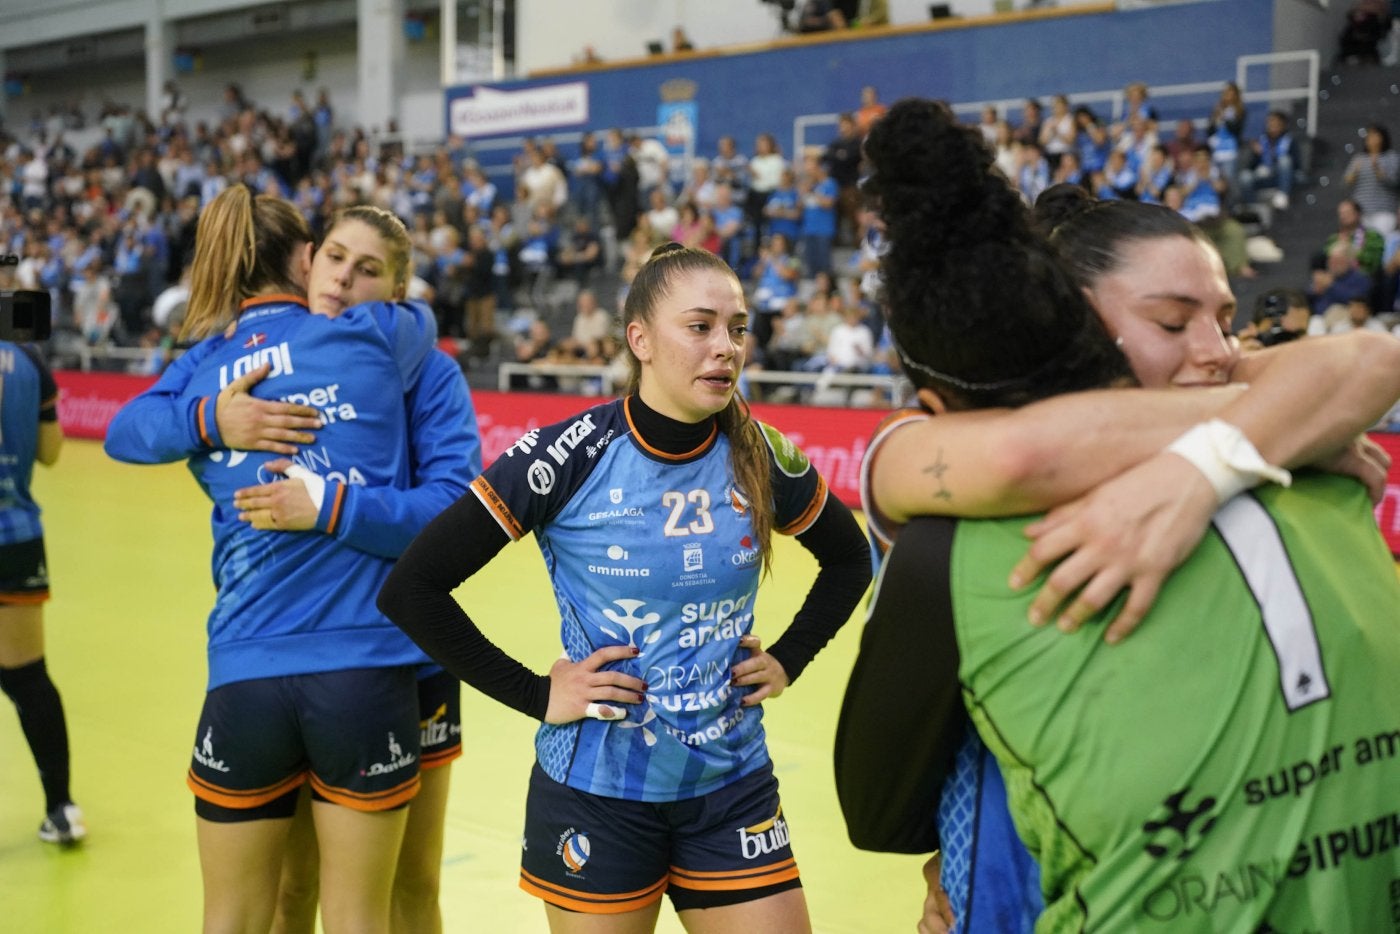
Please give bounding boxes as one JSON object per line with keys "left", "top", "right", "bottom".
{"left": 622, "top": 243, "right": 775, "bottom": 575}
{"left": 181, "top": 187, "right": 312, "bottom": 340}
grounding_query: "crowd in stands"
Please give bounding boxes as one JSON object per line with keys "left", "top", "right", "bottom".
{"left": 1, "top": 64, "right": 1397, "bottom": 415}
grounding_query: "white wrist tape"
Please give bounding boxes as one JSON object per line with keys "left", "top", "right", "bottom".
{"left": 585, "top": 702, "right": 626, "bottom": 721}
{"left": 282, "top": 464, "right": 326, "bottom": 511}
{"left": 1166, "top": 419, "right": 1292, "bottom": 505}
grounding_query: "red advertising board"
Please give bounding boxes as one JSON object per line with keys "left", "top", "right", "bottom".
{"left": 52, "top": 370, "right": 1400, "bottom": 556}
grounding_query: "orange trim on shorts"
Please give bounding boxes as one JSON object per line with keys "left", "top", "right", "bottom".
{"left": 308, "top": 771, "right": 420, "bottom": 811}
{"left": 323, "top": 483, "right": 346, "bottom": 535}
{"left": 471, "top": 476, "right": 524, "bottom": 540}
{"left": 187, "top": 769, "right": 306, "bottom": 809}
{"left": 420, "top": 742, "right": 462, "bottom": 769}
{"left": 777, "top": 475, "right": 828, "bottom": 536}
{"left": 0, "top": 590, "right": 49, "bottom": 605}
{"left": 668, "top": 857, "right": 801, "bottom": 891}
{"left": 519, "top": 868, "right": 668, "bottom": 914}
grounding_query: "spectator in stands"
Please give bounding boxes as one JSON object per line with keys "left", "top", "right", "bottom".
{"left": 856, "top": 85, "right": 888, "bottom": 135}
{"left": 765, "top": 297, "right": 818, "bottom": 373}
{"left": 814, "top": 299, "right": 875, "bottom": 374}
{"left": 1051, "top": 151, "right": 1085, "bottom": 188}
{"left": 1135, "top": 144, "right": 1174, "bottom": 204}
{"left": 557, "top": 215, "right": 603, "bottom": 285}
{"left": 669, "top": 201, "right": 708, "bottom": 253}
{"left": 463, "top": 224, "right": 498, "bottom": 358}
{"left": 513, "top": 318, "right": 554, "bottom": 365}
{"left": 1039, "top": 95, "right": 1076, "bottom": 170}
{"left": 520, "top": 145, "right": 567, "bottom": 219}
{"left": 569, "top": 132, "right": 605, "bottom": 228}
{"left": 464, "top": 162, "right": 498, "bottom": 218}
{"left": 799, "top": 152, "right": 839, "bottom": 277}
{"left": 556, "top": 288, "right": 614, "bottom": 360}
{"left": 763, "top": 167, "right": 802, "bottom": 254}
{"left": 751, "top": 232, "right": 802, "bottom": 349}
{"left": 1014, "top": 98, "right": 1043, "bottom": 147}
{"left": 1325, "top": 197, "right": 1386, "bottom": 277}
{"left": 676, "top": 159, "right": 718, "bottom": 215}
{"left": 1174, "top": 146, "right": 1257, "bottom": 278}
{"left": 746, "top": 133, "right": 786, "bottom": 255}
{"left": 711, "top": 134, "right": 748, "bottom": 202}
{"left": 1309, "top": 242, "right": 1376, "bottom": 320}
{"left": 798, "top": 0, "right": 848, "bottom": 32}
{"left": 1118, "top": 81, "right": 1158, "bottom": 129}
{"left": 71, "top": 261, "right": 115, "bottom": 346}
{"left": 1344, "top": 124, "right": 1400, "bottom": 234}
{"left": 644, "top": 187, "right": 679, "bottom": 244}
{"left": 1235, "top": 287, "right": 1311, "bottom": 351}
{"left": 1338, "top": 0, "right": 1393, "bottom": 63}
{"left": 1016, "top": 142, "right": 1050, "bottom": 205}
{"left": 978, "top": 106, "right": 1001, "bottom": 146}
{"left": 1164, "top": 118, "right": 1202, "bottom": 174}
{"left": 432, "top": 225, "right": 469, "bottom": 339}
{"left": 824, "top": 113, "right": 864, "bottom": 245}
{"left": 631, "top": 133, "right": 671, "bottom": 204}
{"left": 1074, "top": 106, "right": 1111, "bottom": 176}
{"left": 671, "top": 26, "right": 696, "bottom": 52}
{"left": 1209, "top": 81, "right": 1247, "bottom": 148}
{"left": 710, "top": 181, "right": 747, "bottom": 271}
{"left": 1239, "top": 110, "right": 1295, "bottom": 210}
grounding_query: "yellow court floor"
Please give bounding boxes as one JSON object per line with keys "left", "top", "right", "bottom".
{"left": 0, "top": 440, "right": 926, "bottom": 933}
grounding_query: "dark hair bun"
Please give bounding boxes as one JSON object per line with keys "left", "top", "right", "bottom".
{"left": 1033, "top": 183, "right": 1097, "bottom": 235}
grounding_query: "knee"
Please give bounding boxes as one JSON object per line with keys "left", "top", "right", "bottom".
{"left": 0, "top": 657, "right": 54, "bottom": 702}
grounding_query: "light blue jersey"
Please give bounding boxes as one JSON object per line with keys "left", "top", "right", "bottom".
{"left": 474, "top": 397, "right": 827, "bottom": 802}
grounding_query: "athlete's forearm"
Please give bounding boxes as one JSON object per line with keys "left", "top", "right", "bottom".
{"left": 1226, "top": 331, "right": 1400, "bottom": 469}
{"left": 871, "top": 385, "right": 1249, "bottom": 524}
{"left": 378, "top": 493, "right": 549, "bottom": 719}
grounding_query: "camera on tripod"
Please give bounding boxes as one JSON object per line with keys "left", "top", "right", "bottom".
{"left": 0, "top": 254, "right": 52, "bottom": 342}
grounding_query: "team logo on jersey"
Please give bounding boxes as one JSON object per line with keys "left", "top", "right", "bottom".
{"left": 243, "top": 332, "right": 269, "bottom": 349}
{"left": 362, "top": 731, "right": 417, "bottom": 777}
{"left": 527, "top": 459, "right": 555, "bottom": 495}
{"left": 589, "top": 547, "right": 652, "bottom": 578}
{"left": 731, "top": 535, "right": 760, "bottom": 568}
{"left": 616, "top": 707, "right": 659, "bottom": 746}
{"left": 599, "top": 598, "right": 662, "bottom": 649}
{"left": 759, "top": 423, "right": 810, "bottom": 477}
{"left": 556, "top": 829, "right": 591, "bottom": 874}
{"left": 219, "top": 341, "right": 294, "bottom": 389}
{"left": 193, "top": 726, "right": 232, "bottom": 773}
{"left": 737, "top": 806, "right": 791, "bottom": 860}
{"left": 727, "top": 485, "right": 749, "bottom": 516}
{"left": 683, "top": 542, "right": 704, "bottom": 573}
{"left": 610, "top": 487, "right": 624, "bottom": 504}
{"left": 1142, "top": 787, "right": 1218, "bottom": 861}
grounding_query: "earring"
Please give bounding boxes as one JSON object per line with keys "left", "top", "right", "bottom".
{"left": 1114, "top": 336, "right": 1125, "bottom": 349}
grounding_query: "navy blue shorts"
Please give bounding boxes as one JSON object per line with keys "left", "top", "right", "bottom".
{"left": 417, "top": 668, "right": 462, "bottom": 770}
{"left": 189, "top": 666, "right": 421, "bottom": 822}
{"left": 0, "top": 537, "right": 48, "bottom": 604}
{"left": 519, "top": 761, "right": 801, "bottom": 914}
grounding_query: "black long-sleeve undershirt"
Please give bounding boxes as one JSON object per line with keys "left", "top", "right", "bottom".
{"left": 378, "top": 398, "right": 872, "bottom": 721}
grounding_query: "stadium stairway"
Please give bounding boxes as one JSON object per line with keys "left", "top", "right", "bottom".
{"left": 1232, "top": 60, "right": 1400, "bottom": 320}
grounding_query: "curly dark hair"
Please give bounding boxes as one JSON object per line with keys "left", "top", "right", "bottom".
{"left": 861, "top": 98, "right": 1132, "bottom": 410}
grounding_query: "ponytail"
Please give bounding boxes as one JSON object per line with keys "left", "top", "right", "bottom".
{"left": 181, "top": 187, "right": 312, "bottom": 340}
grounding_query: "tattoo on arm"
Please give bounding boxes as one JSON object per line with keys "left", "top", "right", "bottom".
{"left": 924, "top": 448, "right": 953, "bottom": 502}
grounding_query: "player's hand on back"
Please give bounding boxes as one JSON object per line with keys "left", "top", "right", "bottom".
{"left": 1009, "top": 451, "right": 1218, "bottom": 645}
{"left": 215, "top": 362, "right": 322, "bottom": 455}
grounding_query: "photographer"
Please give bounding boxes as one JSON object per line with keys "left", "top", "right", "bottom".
{"left": 1236, "top": 287, "right": 1311, "bottom": 351}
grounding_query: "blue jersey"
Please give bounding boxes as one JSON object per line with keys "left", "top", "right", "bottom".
{"left": 474, "top": 397, "right": 827, "bottom": 802}
{"left": 106, "top": 296, "right": 453, "bottom": 689}
{"left": 0, "top": 343, "right": 58, "bottom": 545}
